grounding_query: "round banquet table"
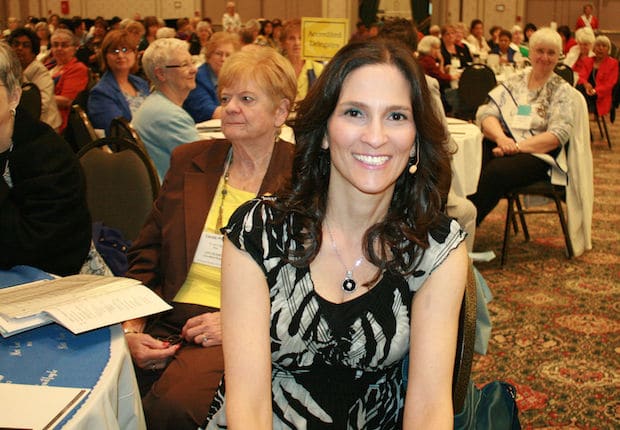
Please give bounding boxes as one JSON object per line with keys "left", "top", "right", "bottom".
{"left": 0, "top": 266, "right": 146, "bottom": 430}
{"left": 447, "top": 118, "right": 483, "bottom": 197}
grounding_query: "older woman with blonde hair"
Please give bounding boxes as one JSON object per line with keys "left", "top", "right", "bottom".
{"left": 124, "top": 46, "right": 297, "bottom": 430}
{"left": 576, "top": 35, "right": 619, "bottom": 117}
{"left": 184, "top": 31, "right": 240, "bottom": 122}
{"left": 87, "top": 30, "right": 150, "bottom": 135}
{"left": 565, "top": 26, "right": 595, "bottom": 68}
{"left": 470, "top": 28, "right": 575, "bottom": 224}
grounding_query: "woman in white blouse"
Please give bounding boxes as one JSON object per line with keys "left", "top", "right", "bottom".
{"left": 469, "top": 28, "right": 574, "bottom": 224}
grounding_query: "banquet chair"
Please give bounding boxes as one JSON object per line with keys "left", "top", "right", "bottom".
{"left": 18, "top": 82, "right": 42, "bottom": 119}
{"left": 456, "top": 64, "right": 497, "bottom": 120}
{"left": 593, "top": 112, "right": 612, "bottom": 149}
{"left": 77, "top": 137, "right": 160, "bottom": 241}
{"left": 554, "top": 64, "right": 574, "bottom": 86}
{"left": 64, "top": 105, "right": 98, "bottom": 153}
{"left": 109, "top": 116, "right": 147, "bottom": 151}
{"left": 501, "top": 181, "right": 573, "bottom": 266}
{"left": 452, "top": 263, "right": 477, "bottom": 414}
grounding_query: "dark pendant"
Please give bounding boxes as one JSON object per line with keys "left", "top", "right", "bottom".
{"left": 342, "top": 278, "right": 357, "bottom": 292}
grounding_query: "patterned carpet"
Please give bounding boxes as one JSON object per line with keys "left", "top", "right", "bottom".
{"left": 469, "top": 117, "right": 619, "bottom": 429}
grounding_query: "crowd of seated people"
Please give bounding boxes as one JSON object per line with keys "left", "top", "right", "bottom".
{"left": 0, "top": 7, "right": 613, "bottom": 429}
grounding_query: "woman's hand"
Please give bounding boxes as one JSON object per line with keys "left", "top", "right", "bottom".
{"left": 181, "top": 312, "right": 222, "bottom": 347}
{"left": 495, "top": 135, "right": 520, "bottom": 156}
{"left": 125, "top": 332, "right": 181, "bottom": 371}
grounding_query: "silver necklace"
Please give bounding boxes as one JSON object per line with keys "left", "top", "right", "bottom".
{"left": 324, "top": 219, "right": 364, "bottom": 293}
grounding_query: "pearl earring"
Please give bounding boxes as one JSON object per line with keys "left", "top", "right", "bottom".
{"left": 408, "top": 144, "right": 419, "bottom": 174}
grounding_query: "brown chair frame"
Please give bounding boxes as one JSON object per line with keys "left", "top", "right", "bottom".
{"left": 109, "top": 116, "right": 148, "bottom": 151}
{"left": 65, "top": 104, "right": 98, "bottom": 153}
{"left": 452, "top": 263, "right": 477, "bottom": 413}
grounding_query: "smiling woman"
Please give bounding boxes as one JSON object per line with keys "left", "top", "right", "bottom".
{"left": 87, "top": 30, "right": 150, "bottom": 135}
{"left": 470, "top": 28, "right": 574, "bottom": 225}
{"left": 131, "top": 37, "right": 200, "bottom": 180}
{"left": 205, "top": 39, "right": 467, "bottom": 429}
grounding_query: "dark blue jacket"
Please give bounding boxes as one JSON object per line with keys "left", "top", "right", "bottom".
{"left": 87, "top": 71, "right": 150, "bottom": 135}
{"left": 183, "top": 63, "right": 219, "bottom": 123}
{"left": 491, "top": 45, "right": 517, "bottom": 64}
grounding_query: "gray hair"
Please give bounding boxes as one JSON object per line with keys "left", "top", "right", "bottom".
{"left": 0, "top": 42, "right": 23, "bottom": 96}
{"left": 528, "top": 27, "right": 562, "bottom": 54}
{"left": 51, "top": 28, "right": 78, "bottom": 46}
{"left": 141, "top": 37, "right": 190, "bottom": 85}
{"left": 155, "top": 27, "right": 176, "bottom": 39}
{"left": 594, "top": 35, "right": 611, "bottom": 54}
{"left": 574, "top": 27, "right": 595, "bottom": 44}
{"left": 196, "top": 21, "right": 211, "bottom": 32}
{"left": 417, "top": 35, "right": 441, "bottom": 55}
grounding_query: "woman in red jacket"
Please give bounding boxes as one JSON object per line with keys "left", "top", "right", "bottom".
{"left": 577, "top": 35, "right": 619, "bottom": 116}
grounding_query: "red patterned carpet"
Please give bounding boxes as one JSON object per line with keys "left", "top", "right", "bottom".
{"left": 469, "top": 118, "right": 620, "bottom": 428}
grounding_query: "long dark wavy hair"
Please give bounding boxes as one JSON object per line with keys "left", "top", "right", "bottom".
{"left": 272, "top": 38, "right": 451, "bottom": 278}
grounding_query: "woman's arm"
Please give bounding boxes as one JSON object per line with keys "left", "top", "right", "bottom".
{"left": 221, "top": 237, "right": 273, "bottom": 430}
{"left": 403, "top": 243, "right": 468, "bottom": 429}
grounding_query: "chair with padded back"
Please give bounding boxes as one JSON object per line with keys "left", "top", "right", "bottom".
{"left": 501, "top": 181, "right": 574, "bottom": 266}
{"left": 64, "top": 105, "right": 98, "bottom": 153}
{"left": 554, "top": 64, "right": 574, "bottom": 86}
{"left": 19, "top": 82, "right": 42, "bottom": 120}
{"left": 452, "top": 263, "right": 477, "bottom": 414}
{"left": 109, "top": 116, "right": 147, "bottom": 151}
{"left": 456, "top": 64, "right": 497, "bottom": 121}
{"left": 403, "top": 262, "right": 477, "bottom": 414}
{"left": 77, "top": 137, "right": 160, "bottom": 241}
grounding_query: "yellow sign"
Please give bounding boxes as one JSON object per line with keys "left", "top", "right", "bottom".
{"left": 301, "top": 17, "right": 349, "bottom": 61}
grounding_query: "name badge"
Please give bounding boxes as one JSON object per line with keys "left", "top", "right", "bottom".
{"left": 512, "top": 104, "right": 533, "bottom": 130}
{"left": 193, "top": 232, "right": 224, "bottom": 267}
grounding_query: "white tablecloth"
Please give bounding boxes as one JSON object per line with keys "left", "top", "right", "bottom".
{"left": 447, "top": 118, "right": 483, "bottom": 197}
{"left": 65, "top": 324, "right": 145, "bottom": 430}
{"left": 0, "top": 266, "right": 145, "bottom": 430}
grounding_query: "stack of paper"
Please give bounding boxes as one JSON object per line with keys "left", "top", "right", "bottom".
{"left": 0, "top": 275, "right": 171, "bottom": 337}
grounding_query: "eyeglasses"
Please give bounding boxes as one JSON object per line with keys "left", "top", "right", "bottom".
{"left": 51, "top": 42, "right": 72, "bottom": 49}
{"left": 10, "top": 40, "right": 32, "bottom": 49}
{"left": 164, "top": 62, "right": 192, "bottom": 69}
{"left": 109, "top": 47, "right": 133, "bottom": 56}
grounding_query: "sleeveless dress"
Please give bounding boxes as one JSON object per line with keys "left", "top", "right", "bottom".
{"left": 205, "top": 199, "right": 465, "bottom": 429}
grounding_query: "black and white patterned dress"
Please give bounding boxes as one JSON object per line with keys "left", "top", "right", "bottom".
{"left": 205, "top": 199, "right": 464, "bottom": 429}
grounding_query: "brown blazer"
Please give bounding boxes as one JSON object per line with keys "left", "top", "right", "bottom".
{"left": 126, "top": 138, "right": 295, "bottom": 302}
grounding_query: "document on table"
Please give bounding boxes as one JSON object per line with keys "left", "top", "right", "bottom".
{"left": 0, "top": 383, "right": 90, "bottom": 430}
{"left": 0, "top": 275, "right": 172, "bottom": 337}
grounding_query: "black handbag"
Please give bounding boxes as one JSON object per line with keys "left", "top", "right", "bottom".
{"left": 454, "top": 380, "right": 521, "bottom": 429}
